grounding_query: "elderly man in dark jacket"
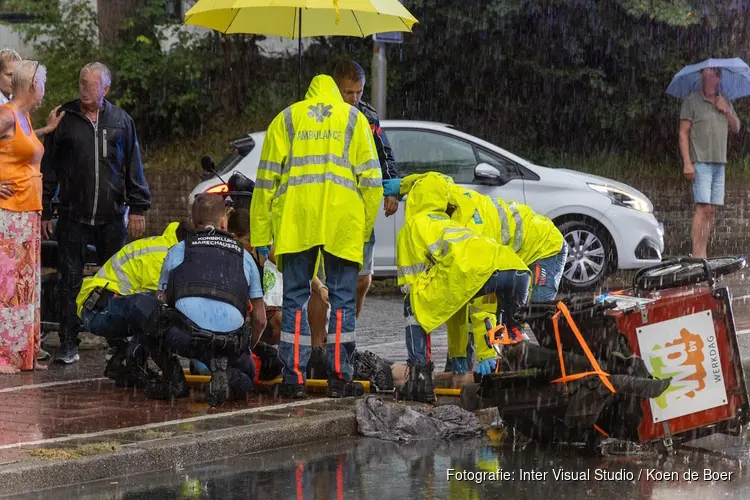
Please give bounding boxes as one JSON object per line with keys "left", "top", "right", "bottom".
{"left": 41, "top": 62, "right": 151, "bottom": 364}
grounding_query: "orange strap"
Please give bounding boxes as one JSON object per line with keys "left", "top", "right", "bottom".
{"left": 487, "top": 324, "right": 523, "bottom": 346}
{"left": 486, "top": 324, "right": 522, "bottom": 373}
{"left": 550, "top": 301, "right": 616, "bottom": 394}
{"left": 593, "top": 424, "right": 610, "bottom": 438}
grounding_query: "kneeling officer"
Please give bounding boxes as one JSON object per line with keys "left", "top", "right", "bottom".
{"left": 145, "top": 194, "right": 267, "bottom": 405}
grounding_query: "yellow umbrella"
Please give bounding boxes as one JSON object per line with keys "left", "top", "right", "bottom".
{"left": 184, "top": 0, "right": 419, "bottom": 98}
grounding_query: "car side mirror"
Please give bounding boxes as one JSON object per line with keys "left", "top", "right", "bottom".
{"left": 474, "top": 162, "right": 502, "bottom": 182}
{"left": 200, "top": 155, "right": 216, "bottom": 173}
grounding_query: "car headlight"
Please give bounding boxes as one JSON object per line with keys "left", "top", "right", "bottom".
{"left": 588, "top": 183, "right": 652, "bottom": 213}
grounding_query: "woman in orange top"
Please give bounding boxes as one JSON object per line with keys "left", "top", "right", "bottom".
{"left": 0, "top": 60, "right": 62, "bottom": 373}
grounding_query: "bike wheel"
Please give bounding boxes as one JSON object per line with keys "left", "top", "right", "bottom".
{"left": 635, "top": 256, "right": 746, "bottom": 292}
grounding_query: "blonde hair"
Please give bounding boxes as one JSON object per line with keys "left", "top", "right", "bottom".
{"left": 11, "top": 60, "right": 45, "bottom": 94}
{"left": 0, "top": 48, "right": 21, "bottom": 73}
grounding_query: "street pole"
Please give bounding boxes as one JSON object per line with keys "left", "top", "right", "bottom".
{"left": 371, "top": 40, "right": 387, "bottom": 119}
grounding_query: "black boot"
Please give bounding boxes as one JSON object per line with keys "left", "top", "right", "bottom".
{"left": 276, "top": 382, "right": 307, "bottom": 399}
{"left": 207, "top": 356, "right": 229, "bottom": 407}
{"left": 144, "top": 355, "right": 190, "bottom": 401}
{"left": 353, "top": 350, "right": 394, "bottom": 391}
{"left": 327, "top": 377, "right": 364, "bottom": 398}
{"left": 227, "top": 368, "right": 252, "bottom": 401}
{"left": 397, "top": 361, "right": 436, "bottom": 404}
{"left": 104, "top": 341, "right": 157, "bottom": 389}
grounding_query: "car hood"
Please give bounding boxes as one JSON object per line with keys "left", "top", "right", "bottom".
{"left": 542, "top": 166, "right": 653, "bottom": 203}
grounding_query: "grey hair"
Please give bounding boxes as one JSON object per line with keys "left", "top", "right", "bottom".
{"left": 0, "top": 48, "right": 20, "bottom": 73}
{"left": 80, "top": 62, "right": 112, "bottom": 87}
{"left": 11, "top": 60, "right": 45, "bottom": 94}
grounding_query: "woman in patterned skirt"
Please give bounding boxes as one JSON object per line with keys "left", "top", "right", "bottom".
{"left": 0, "top": 60, "right": 62, "bottom": 373}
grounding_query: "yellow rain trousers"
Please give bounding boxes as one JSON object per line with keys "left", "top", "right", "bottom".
{"left": 75, "top": 222, "right": 181, "bottom": 318}
{"left": 249, "top": 74, "right": 382, "bottom": 271}
{"left": 396, "top": 173, "right": 529, "bottom": 363}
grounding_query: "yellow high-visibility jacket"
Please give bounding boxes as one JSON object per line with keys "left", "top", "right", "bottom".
{"left": 396, "top": 173, "right": 529, "bottom": 361}
{"left": 249, "top": 74, "right": 382, "bottom": 271}
{"left": 76, "top": 222, "right": 181, "bottom": 318}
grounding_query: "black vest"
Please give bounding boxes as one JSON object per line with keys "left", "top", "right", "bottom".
{"left": 166, "top": 228, "right": 249, "bottom": 317}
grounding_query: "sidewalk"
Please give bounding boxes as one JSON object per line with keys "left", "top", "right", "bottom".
{"left": 0, "top": 345, "right": 361, "bottom": 496}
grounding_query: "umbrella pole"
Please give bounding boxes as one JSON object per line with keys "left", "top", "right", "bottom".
{"left": 297, "top": 8, "right": 302, "bottom": 101}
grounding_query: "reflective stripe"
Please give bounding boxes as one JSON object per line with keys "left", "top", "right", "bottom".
{"left": 275, "top": 172, "right": 358, "bottom": 198}
{"left": 341, "top": 106, "right": 359, "bottom": 162}
{"left": 427, "top": 228, "right": 473, "bottom": 255}
{"left": 256, "top": 178, "right": 275, "bottom": 190}
{"left": 107, "top": 244, "right": 169, "bottom": 295}
{"left": 355, "top": 158, "right": 380, "bottom": 175}
{"left": 492, "top": 198, "right": 511, "bottom": 245}
{"left": 437, "top": 232, "right": 472, "bottom": 257}
{"left": 406, "top": 316, "right": 421, "bottom": 327}
{"left": 508, "top": 202, "right": 524, "bottom": 252}
{"left": 258, "top": 160, "right": 282, "bottom": 175}
{"left": 397, "top": 263, "right": 426, "bottom": 279}
{"left": 359, "top": 177, "right": 382, "bottom": 188}
{"left": 281, "top": 331, "right": 312, "bottom": 345}
{"left": 283, "top": 107, "right": 295, "bottom": 146}
{"left": 326, "top": 332, "right": 356, "bottom": 344}
{"left": 284, "top": 107, "right": 295, "bottom": 178}
{"left": 289, "top": 153, "right": 350, "bottom": 169}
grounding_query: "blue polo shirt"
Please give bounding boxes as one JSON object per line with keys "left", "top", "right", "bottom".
{"left": 158, "top": 241, "right": 263, "bottom": 332}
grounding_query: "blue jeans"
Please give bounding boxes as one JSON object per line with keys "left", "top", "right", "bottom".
{"left": 530, "top": 242, "right": 569, "bottom": 302}
{"left": 57, "top": 217, "right": 127, "bottom": 344}
{"left": 280, "top": 247, "right": 358, "bottom": 384}
{"left": 409, "top": 269, "right": 531, "bottom": 366}
{"left": 81, "top": 292, "right": 159, "bottom": 342}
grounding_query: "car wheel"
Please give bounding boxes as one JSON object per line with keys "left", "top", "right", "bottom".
{"left": 557, "top": 220, "right": 610, "bottom": 292}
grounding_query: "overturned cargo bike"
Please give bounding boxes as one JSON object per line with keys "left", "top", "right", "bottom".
{"left": 461, "top": 256, "right": 750, "bottom": 451}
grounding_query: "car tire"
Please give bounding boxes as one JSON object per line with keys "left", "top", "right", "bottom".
{"left": 557, "top": 220, "right": 611, "bottom": 293}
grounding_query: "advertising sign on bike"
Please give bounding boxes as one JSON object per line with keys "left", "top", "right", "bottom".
{"left": 637, "top": 310, "right": 728, "bottom": 422}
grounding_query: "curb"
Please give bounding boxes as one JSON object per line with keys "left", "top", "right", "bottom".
{"left": 0, "top": 407, "right": 357, "bottom": 497}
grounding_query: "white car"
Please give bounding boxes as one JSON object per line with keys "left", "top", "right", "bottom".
{"left": 189, "top": 121, "right": 664, "bottom": 291}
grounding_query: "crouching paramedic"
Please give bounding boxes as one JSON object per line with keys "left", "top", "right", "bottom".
{"left": 393, "top": 173, "right": 531, "bottom": 403}
{"left": 145, "top": 194, "right": 267, "bottom": 405}
{"left": 441, "top": 182, "right": 568, "bottom": 375}
{"left": 249, "top": 74, "right": 381, "bottom": 400}
{"left": 76, "top": 220, "right": 191, "bottom": 386}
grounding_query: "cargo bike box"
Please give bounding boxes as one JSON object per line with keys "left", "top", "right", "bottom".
{"left": 463, "top": 256, "right": 749, "bottom": 452}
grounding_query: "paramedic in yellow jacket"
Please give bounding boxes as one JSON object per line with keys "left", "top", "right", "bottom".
{"left": 396, "top": 173, "right": 568, "bottom": 376}
{"left": 394, "top": 173, "right": 531, "bottom": 403}
{"left": 250, "top": 74, "right": 383, "bottom": 400}
{"left": 444, "top": 182, "right": 568, "bottom": 375}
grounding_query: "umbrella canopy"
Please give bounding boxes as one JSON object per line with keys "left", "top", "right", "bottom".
{"left": 184, "top": 0, "right": 419, "bottom": 99}
{"left": 666, "top": 57, "right": 750, "bottom": 100}
{"left": 184, "top": 0, "right": 418, "bottom": 37}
